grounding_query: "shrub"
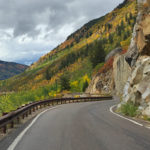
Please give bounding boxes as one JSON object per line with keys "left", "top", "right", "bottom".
{"left": 98, "top": 57, "right": 114, "bottom": 74}
{"left": 120, "top": 102, "right": 138, "bottom": 117}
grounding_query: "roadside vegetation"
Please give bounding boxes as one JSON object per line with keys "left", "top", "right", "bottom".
{"left": 0, "top": 73, "right": 91, "bottom": 116}
{"left": 119, "top": 102, "right": 138, "bottom": 117}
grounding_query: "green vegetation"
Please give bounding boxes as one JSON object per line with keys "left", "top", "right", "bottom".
{"left": 60, "top": 74, "right": 71, "bottom": 91}
{"left": 120, "top": 102, "right": 138, "bottom": 117}
{"left": 89, "top": 40, "right": 106, "bottom": 67}
{"left": 0, "top": 87, "right": 50, "bottom": 115}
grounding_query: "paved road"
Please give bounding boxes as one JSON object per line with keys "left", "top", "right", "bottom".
{"left": 1, "top": 100, "right": 150, "bottom": 150}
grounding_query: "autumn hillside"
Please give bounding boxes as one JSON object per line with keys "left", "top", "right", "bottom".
{"left": 0, "top": 0, "right": 137, "bottom": 94}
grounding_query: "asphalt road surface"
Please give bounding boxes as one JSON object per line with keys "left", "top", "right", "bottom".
{"left": 1, "top": 100, "right": 150, "bottom": 150}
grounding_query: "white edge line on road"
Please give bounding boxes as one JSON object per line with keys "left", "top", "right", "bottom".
{"left": 7, "top": 106, "right": 58, "bottom": 150}
{"left": 110, "top": 105, "right": 143, "bottom": 127}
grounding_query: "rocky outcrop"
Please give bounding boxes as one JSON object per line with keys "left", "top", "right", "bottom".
{"left": 87, "top": 47, "right": 123, "bottom": 95}
{"left": 113, "top": 54, "right": 131, "bottom": 96}
{"left": 115, "top": 0, "right": 150, "bottom": 117}
{"left": 123, "top": 56, "right": 150, "bottom": 101}
{"left": 86, "top": 47, "right": 123, "bottom": 95}
{"left": 86, "top": 69, "right": 112, "bottom": 95}
{"left": 125, "top": 0, "right": 150, "bottom": 66}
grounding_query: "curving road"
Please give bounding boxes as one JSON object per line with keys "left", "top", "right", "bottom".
{"left": 1, "top": 100, "right": 150, "bottom": 150}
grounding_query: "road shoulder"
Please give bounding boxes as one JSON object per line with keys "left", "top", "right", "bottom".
{"left": 110, "top": 105, "right": 150, "bottom": 129}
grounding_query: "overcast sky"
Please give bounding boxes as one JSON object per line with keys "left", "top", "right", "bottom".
{"left": 0, "top": 0, "right": 123, "bottom": 65}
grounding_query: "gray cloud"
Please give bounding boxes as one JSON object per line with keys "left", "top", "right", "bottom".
{"left": 0, "top": 0, "right": 123, "bottom": 65}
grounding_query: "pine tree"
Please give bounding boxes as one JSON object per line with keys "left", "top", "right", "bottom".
{"left": 89, "top": 40, "right": 106, "bottom": 67}
{"left": 60, "top": 74, "right": 71, "bottom": 91}
{"left": 129, "top": 12, "right": 133, "bottom": 20}
{"left": 109, "top": 34, "right": 113, "bottom": 44}
{"left": 45, "top": 69, "right": 53, "bottom": 80}
{"left": 82, "top": 80, "right": 89, "bottom": 92}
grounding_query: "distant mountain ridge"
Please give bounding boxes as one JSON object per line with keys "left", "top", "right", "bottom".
{"left": 0, "top": 60, "right": 28, "bottom": 80}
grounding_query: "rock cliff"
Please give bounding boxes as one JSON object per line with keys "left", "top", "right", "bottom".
{"left": 86, "top": 48, "right": 122, "bottom": 95}
{"left": 86, "top": 69, "right": 113, "bottom": 95}
{"left": 114, "top": 0, "right": 150, "bottom": 117}
{"left": 88, "top": 0, "right": 150, "bottom": 117}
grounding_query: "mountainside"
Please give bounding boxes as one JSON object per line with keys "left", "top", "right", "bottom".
{"left": 0, "top": 60, "right": 28, "bottom": 80}
{"left": 0, "top": 0, "right": 137, "bottom": 93}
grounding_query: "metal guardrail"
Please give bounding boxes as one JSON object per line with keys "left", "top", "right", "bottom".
{"left": 0, "top": 96, "right": 112, "bottom": 134}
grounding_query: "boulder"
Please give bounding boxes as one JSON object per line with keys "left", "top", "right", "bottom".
{"left": 142, "top": 102, "right": 150, "bottom": 117}
{"left": 130, "top": 64, "right": 144, "bottom": 85}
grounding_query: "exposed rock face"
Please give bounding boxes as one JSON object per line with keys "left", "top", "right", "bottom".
{"left": 86, "top": 69, "right": 112, "bottom": 95}
{"left": 123, "top": 56, "right": 150, "bottom": 105}
{"left": 115, "top": 0, "right": 150, "bottom": 117}
{"left": 113, "top": 54, "right": 131, "bottom": 96}
{"left": 86, "top": 47, "right": 123, "bottom": 95}
{"left": 87, "top": 46, "right": 124, "bottom": 95}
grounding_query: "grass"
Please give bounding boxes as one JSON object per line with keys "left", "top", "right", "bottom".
{"left": 120, "top": 102, "right": 138, "bottom": 117}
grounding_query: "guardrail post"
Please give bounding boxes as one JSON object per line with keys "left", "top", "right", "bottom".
{"left": 17, "top": 117, "right": 20, "bottom": 124}
{"left": 40, "top": 104, "right": 42, "bottom": 109}
{"left": 52, "top": 100, "right": 54, "bottom": 106}
{"left": 36, "top": 106, "right": 38, "bottom": 110}
{"left": 10, "top": 121, "right": 14, "bottom": 128}
{"left": 29, "top": 109, "right": 32, "bottom": 115}
{"left": 22, "top": 114, "right": 25, "bottom": 119}
{"left": 26, "top": 112, "right": 28, "bottom": 117}
{"left": 33, "top": 107, "right": 35, "bottom": 112}
{"left": 3, "top": 125, "right": 7, "bottom": 134}
{"left": 44, "top": 103, "right": 46, "bottom": 107}
{"left": 48, "top": 102, "right": 50, "bottom": 106}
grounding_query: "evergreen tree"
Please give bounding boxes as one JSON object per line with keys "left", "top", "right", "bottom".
{"left": 115, "top": 41, "right": 121, "bottom": 47}
{"left": 60, "top": 74, "right": 71, "bottom": 91}
{"left": 123, "top": 32, "right": 128, "bottom": 40}
{"left": 45, "top": 69, "right": 53, "bottom": 80}
{"left": 89, "top": 40, "right": 106, "bottom": 67}
{"left": 116, "top": 25, "right": 122, "bottom": 36}
{"left": 121, "top": 20, "right": 124, "bottom": 30}
{"left": 129, "top": 12, "right": 133, "bottom": 20}
{"left": 109, "top": 34, "right": 113, "bottom": 44}
{"left": 70, "top": 42, "right": 74, "bottom": 47}
{"left": 125, "top": 14, "right": 128, "bottom": 22}
{"left": 82, "top": 80, "right": 89, "bottom": 92}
